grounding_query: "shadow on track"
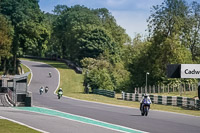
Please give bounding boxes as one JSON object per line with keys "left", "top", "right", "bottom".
{"left": 31, "top": 64, "right": 52, "bottom": 68}
{"left": 130, "top": 115, "right": 142, "bottom": 116}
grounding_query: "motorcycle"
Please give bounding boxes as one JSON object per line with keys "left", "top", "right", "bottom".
{"left": 39, "top": 88, "right": 44, "bottom": 95}
{"left": 58, "top": 91, "right": 63, "bottom": 99}
{"left": 45, "top": 87, "right": 49, "bottom": 93}
{"left": 141, "top": 104, "right": 150, "bottom": 116}
{"left": 49, "top": 72, "right": 52, "bottom": 78}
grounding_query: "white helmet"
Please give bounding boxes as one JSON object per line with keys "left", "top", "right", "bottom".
{"left": 144, "top": 94, "right": 148, "bottom": 98}
{"left": 59, "top": 88, "right": 62, "bottom": 90}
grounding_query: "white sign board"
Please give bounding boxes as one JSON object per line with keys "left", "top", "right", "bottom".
{"left": 181, "top": 64, "right": 200, "bottom": 78}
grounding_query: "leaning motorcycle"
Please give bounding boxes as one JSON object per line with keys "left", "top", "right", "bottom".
{"left": 58, "top": 91, "right": 63, "bottom": 99}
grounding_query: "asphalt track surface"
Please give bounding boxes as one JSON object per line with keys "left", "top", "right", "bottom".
{"left": 1, "top": 60, "right": 200, "bottom": 133}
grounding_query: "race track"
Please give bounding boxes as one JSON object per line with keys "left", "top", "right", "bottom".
{"left": 1, "top": 60, "right": 200, "bottom": 133}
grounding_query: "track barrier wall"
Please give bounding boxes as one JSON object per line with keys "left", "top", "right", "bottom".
{"left": 93, "top": 89, "right": 115, "bottom": 98}
{"left": 122, "top": 92, "right": 200, "bottom": 110}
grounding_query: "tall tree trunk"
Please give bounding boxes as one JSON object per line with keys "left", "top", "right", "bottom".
{"left": 3, "top": 58, "right": 7, "bottom": 74}
{"left": 13, "top": 54, "right": 16, "bottom": 74}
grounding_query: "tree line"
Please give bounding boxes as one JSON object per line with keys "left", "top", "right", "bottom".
{"left": 0, "top": 0, "right": 199, "bottom": 92}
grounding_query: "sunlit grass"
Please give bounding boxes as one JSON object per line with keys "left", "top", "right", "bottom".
{"left": 151, "top": 91, "right": 198, "bottom": 98}
{"left": 20, "top": 64, "right": 31, "bottom": 84}
{"left": 0, "top": 119, "right": 40, "bottom": 133}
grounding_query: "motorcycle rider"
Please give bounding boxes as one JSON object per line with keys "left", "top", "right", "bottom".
{"left": 58, "top": 88, "right": 63, "bottom": 94}
{"left": 39, "top": 86, "right": 44, "bottom": 95}
{"left": 140, "top": 94, "right": 152, "bottom": 111}
{"left": 49, "top": 72, "right": 52, "bottom": 77}
{"left": 45, "top": 86, "right": 49, "bottom": 93}
{"left": 57, "top": 88, "right": 63, "bottom": 99}
{"left": 58, "top": 88, "right": 63, "bottom": 93}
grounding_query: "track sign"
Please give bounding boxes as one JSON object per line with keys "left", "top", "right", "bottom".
{"left": 167, "top": 64, "right": 181, "bottom": 78}
{"left": 181, "top": 64, "right": 200, "bottom": 78}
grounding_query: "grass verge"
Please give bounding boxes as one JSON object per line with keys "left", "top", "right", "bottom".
{"left": 0, "top": 119, "right": 40, "bottom": 133}
{"left": 20, "top": 64, "right": 31, "bottom": 84}
{"left": 151, "top": 91, "right": 198, "bottom": 98}
{"left": 20, "top": 58, "right": 200, "bottom": 116}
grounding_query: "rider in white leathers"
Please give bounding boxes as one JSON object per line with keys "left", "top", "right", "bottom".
{"left": 140, "top": 94, "right": 152, "bottom": 111}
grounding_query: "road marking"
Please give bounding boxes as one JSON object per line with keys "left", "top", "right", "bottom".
{"left": 53, "top": 67, "right": 60, "bottom": 94}
{"left": 20, "top": 61, "right": 33, "bottom": 86}
{"left": 0, "top": 115, "right": 49, "bottom": 133}
{"left": 15, "top": 107, "right": 148, "bottom": 133}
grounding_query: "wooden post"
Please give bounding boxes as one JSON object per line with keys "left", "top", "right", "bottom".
{"left": 163, "top": 84, "right": 164, "bottom": 93}
{"left": 184, "top": 83, "right": 186, "bottom": 94}
{"left": 192, "top": 84, "right": 194, "bottom": 91}
{"left": 189, "top": 84, "right": 191, "bottom": 91}
{"left": 149, "top": 85, "right": 151, "bottom": 94}
{"left": 179, "top": 84, "right": 182, "bottom": 96}
{"left": 168, "top": 84, "right": 169, "bottom": 93}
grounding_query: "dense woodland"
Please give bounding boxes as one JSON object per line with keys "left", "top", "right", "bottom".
{"left": 0, "top": 0, "right": 200, "bottom": 92}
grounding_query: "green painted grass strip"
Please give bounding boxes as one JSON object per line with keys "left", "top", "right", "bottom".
{"left": 15, "top": 107, "right": 146, "bottom": 133}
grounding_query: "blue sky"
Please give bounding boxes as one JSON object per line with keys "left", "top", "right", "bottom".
{"left": 39, "top": 0, "right": 199, "bottom": 39}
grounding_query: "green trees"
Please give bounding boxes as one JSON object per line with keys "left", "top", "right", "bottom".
{"left": 182, "top": 1, "right": 200, "bottom": 62}
{"left": 52, "top": 5, "right": 101, "bottom": 60}
{"left": 0, "top": 0, "right": 49, "bottom": 74}
{"left": 81, "top": 58, "right": 130, "bottom": 92}
{"left": 78, "top": 28, "right": 117, "bottom": 60}
{"left": 127, "top": 0, "right": 198, "bottom": 88}
{"left": 52, "top": 5, "right": 128, "bottom": 63}
{"left": 147, "top": 0, "right": 193, "bottom": 83}
{"left": 50, "top": 5, "right": 131, "bottom": 92}
{"left": 0, "top": 14, "right": 13, "bottom": 73}
{"left": 1, "top": 0, "right": 199, "bottom": 92}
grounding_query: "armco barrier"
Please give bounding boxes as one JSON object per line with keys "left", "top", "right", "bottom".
{"left": 122, "top": 92, "right": 200, "bottom": 110}
{"left": 93, "top": 89, "right": 115, "bottom": 98}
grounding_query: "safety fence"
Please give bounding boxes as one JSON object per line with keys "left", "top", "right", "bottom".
{"left": 134, "top": 83, "right": 198, "bottom": 94}
{"left": 122, "top": 92, "right": 200, "bottom": 110}
{"left": 93, "top": 89, "right": 115, "bottom": 98}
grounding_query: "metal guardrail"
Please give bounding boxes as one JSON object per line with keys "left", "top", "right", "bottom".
{"left": 93, "top": 89, "right": 115, "bottom": 98}
{"left": 122, "top": 92, "right": 200, "bottom": 110}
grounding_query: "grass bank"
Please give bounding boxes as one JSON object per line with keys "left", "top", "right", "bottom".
{"left": 151, "top": 91, "right": 198, "bottom": 98}
{"left": 0, "top": 119, "right": 40, "bottom": 133}
{"left": 20, "top": 58, "right": 200, "bottom": 116}
{"left": 20, "top": 64, "right": 31, "bottom": 84}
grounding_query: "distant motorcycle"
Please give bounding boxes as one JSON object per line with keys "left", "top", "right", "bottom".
{"left": 141, "top": 104, "right": 150, "bottom": 116}
{"left": 58, "top": 91, "right": 63, "bottom": 99}
{"left": 49, "top": 72, "right": 52, "bottom": 78}
{"left": 39, "top": 87, "right": 44, "bottom": 95}
{"left": 45, "top": 86, "right": 49, "bottom": 93}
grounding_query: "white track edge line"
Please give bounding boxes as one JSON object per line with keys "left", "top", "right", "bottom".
{"left": 20, "top": 62, "right": 32, "bottom": 86}
{"left": 0, "top": 115, "right": 49, "bottom": 133}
